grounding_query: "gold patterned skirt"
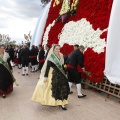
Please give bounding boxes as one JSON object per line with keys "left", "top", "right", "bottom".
{"left": 31, "top": 67, "right": 69, "bottom": 106}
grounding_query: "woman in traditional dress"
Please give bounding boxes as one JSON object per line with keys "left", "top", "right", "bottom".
{"left": 32, "top": 44, "right": 70, "bottom": 110}
{"left": 0, "top": 44, "right": 17, "bottom": 98}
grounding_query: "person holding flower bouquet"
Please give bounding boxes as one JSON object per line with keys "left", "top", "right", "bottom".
{"left": 66, "top": 45, "right": 86, "bottom": 98}
{"left": 32, "top": 44, "right": 70, "bottom": 110}
{"left": 0, "top": 44, "right": 18, "bottom": 98}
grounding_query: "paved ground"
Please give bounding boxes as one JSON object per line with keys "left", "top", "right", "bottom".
{"left": 0, "top": 67, "right": 120, "bottom": 120}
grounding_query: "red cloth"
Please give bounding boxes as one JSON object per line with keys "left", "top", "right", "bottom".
{"left": 14, "top": 58, "right": 18, "bottom": 64}
{"left": 67, "top": 64, "right": 83, "bottom": 72}
{"left": 30, "top": 56, "right": 37, "bottom": 58}
{"left": 39, "top": 59, "right": 45, "bottom": 63}
{"left": 77, "top": 65, "right": 82, "bottom": 73}
{"left": 67, "top": 64, "right": 74, "bottom": 68}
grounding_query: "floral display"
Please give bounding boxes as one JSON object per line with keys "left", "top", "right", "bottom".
{"left": 42, "top": 0, "right": 113, "bottom": 82}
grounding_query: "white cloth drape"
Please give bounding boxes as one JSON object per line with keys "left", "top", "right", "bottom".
{"left": 104, "top": 0, "right": 120, "bottom": 85}
{"left": 30, "top": 2, "right": 51, "bottom": 48}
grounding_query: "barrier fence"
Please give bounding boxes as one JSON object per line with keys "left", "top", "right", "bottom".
{"left": 82, "top": 77, "right": 120, "bottom": 99}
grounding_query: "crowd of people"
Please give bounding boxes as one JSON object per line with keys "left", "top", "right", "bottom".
{"left": 0, "top": 43, "right": 86, "bottom": 110}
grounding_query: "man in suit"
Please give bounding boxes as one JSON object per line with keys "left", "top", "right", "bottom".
{"left": 21, "top": 45, "right": 30, "bottom": 76}
{"left": 17, "top": 46, "right": 22, "bottom": 69}
{"left": 44, "top": 44, "right": 50, "bottom": 60}
{"left": 9, "top": 45, "right": 15, "bottom": 66}
{"left": 37, "top": 45, "right": 45, "bottom": 71}
{"left": 30, "top": 45, "right": 38, "bottom": 72}
{"left": 66, "top": 45, "right": 86, "bottom": 98}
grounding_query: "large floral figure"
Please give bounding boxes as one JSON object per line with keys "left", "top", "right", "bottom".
{"left": 42, "top": 0, "right": 113, "bottom": 82}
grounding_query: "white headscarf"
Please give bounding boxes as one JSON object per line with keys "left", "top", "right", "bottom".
{"left": 39, "top": 44, "right": 64, "bottom": 79}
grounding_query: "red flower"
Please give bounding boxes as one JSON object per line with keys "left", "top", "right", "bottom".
{"left": 100, "top": 31, "right": 108, "bottom": 39}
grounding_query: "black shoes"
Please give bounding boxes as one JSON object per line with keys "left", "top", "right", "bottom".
{"left": 70, "top": 91, "right": 73, "bottom": 94}
{"left": 70, "top": 91, "right": 86, "bottom": 98}
{"left": 34, "top": 70, "right": 38, "bottom": 72}
{"left": 78, "top": 94, "right": 86, "bottom": 98}
{"left": 2, "top": 94, "right": 6, "bottom": 98}
{"left": 59, "top": 106, "right": 67, "bottom": 110}
{"left": 18, "top": 67, "right": 22, "bottom": 69}
{"left": 22, "top": 74, "right": 28, "bottom": 76}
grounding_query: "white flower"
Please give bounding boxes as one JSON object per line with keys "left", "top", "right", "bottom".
{"left": 58, "top": 18, "right": 107, "bottom": 53}
{"left": 42, "top": 20, "right": 55, "bottom": 45}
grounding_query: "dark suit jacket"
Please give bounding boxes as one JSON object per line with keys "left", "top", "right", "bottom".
{"left": 64, "top": 55, "right": 68, "bottom": 64}
{"left": 21, "top": 48, "right": 30, "bottom": 60}
{"left": 17, "top": 49, "right": 22, "bottom": 58}
{"left": 38, "top": 49, "right": 45, "bottom": 60}
{"left": 7, "top": 57, "right": 12, "bottom": 70}
{"left": 30, "top": 48, "right": 38, "bottom": 57}
{"left": 9, "top": 48, "right": 14, "bottom": 58}
{"left": 66, "top": 49, "right": 84, "bottom": 68}
{"left": 44, "top": 49, "right": 50, "bottom": 59}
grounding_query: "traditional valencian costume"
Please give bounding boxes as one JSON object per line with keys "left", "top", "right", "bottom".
{"left": 0, "top": 52, "right": 16, "bottom": 97}
{"left": 32, "top": 45, "right": 70, "bottom": 107}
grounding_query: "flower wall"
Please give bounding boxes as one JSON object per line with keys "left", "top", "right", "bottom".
{"left": 42, "top": 0, "right": 113, "bottom": 82}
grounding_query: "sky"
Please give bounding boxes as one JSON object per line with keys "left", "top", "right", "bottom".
{"left": 0, "top": 0, "right": 42, "bottom": 44}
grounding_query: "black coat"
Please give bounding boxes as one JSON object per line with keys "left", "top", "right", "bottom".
{"left": 38, "top": 49, "right": 45, "bottom": 60}
{"left": 30, "top": 48, "right": 38, "bottom": 56}
{"left": 21, "top": 48, "right": 30, "bottom": 60}
{"left": 17, "top": 49, "right": 22, "bottom": 58}
{"left": 45, "top": 49, "right": 50, "bottom": 59}
{"left": 17, "top": 49, "right": 22, "bottom": 64}
{"left": 9, "top": 48, "right": 14, "bottom": 58}
{"left": 7, "top": 57, "right": 13, "bottom": 70}
{"left": 66, "top": 49, "right": 84, "bottom": 68}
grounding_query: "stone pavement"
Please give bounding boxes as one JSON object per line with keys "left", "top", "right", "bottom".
{"left": 0, "top": 67, "right": 120, "bottom": 120}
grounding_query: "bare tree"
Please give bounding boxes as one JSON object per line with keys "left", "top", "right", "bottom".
{"left": 23, "top": 31, "right": 32, "bottom": 47}
{"left": 24, "top": 31, "right": 32, "bottom": 43}
{"left": 0, "top": 34, "right": 16, "bottom": 46}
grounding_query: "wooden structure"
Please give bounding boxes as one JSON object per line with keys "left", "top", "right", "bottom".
{"left": 82, "top": 77, "right": 120, "bottom": 99}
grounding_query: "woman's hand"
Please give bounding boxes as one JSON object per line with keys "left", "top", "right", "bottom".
{"left": 82, "top": 67, "right": 85, "bottom": 72}
{"left": 15, "top": 81, "right": 19, "bottom": 86}
{"left": 64, "top": 64, "right": 67, "bottom": 69}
